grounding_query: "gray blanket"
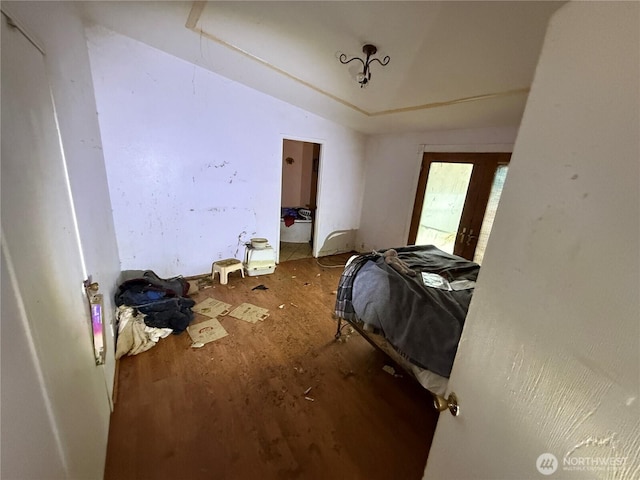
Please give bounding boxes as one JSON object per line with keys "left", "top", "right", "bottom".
{"left": 351, "top": 245, "right": 479, "bottom": 378}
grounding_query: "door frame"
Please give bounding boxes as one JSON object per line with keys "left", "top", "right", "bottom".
{"left": 408, "top": 152, "right": 511, "bottom": 260}
{"left": 278, "top": 135, "right": 324, "bottom": 261}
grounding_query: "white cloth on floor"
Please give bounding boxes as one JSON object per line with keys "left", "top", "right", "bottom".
{"left": 144, "top": 325, "right": 173, "bottom": 343}
{"left": 115, "top": 305, "right": 172, "bottom": 359}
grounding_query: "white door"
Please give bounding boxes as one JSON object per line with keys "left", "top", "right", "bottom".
{"left": 423, "top": 4, "right": 639, "bottom": 480}
{"left": 1, "top": 12, "right": 111, "bottom": 479}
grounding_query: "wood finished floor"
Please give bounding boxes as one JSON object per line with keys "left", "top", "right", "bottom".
{"left": 104, "top": 254, "right": 438, "bottom": 480}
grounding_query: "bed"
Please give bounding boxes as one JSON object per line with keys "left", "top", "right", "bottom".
{"left": 334, "top": 245, "right": 480, "bottom": 396}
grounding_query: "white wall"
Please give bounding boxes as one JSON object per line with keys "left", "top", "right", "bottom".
{"left": 357, "top": 126, "right": 517, "bottom": 251}
{"left": 86, "top": 25, "right": 366, "bottom": 275}
{"left": 425, "top": 2, "right": 639, "bottom": 478}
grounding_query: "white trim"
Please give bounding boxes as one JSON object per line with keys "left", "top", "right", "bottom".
{"left": 0, "top": 7, "right": 45, "bottom": 55}
{"left": 420, "top": 143, "right": 514, "bottom": 153}
{"left": 280, "top": 133, "right": 326, "bottom": 144}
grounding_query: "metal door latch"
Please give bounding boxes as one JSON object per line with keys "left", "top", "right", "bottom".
{"left": 433, "top": 392, "right": 460, "bottom": 416}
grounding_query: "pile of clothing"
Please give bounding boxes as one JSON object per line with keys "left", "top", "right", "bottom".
{"left": 114, "top": 270, "right": 195, "bottom": 359}
{"left": 281, "top": 207, "right": 312, "bottom": 227}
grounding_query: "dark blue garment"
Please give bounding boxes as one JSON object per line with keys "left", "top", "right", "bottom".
{"left": 115, "top": 277, "right": 195, "bottom": 333}
{"left": 138, "top": 297, "right": 196, "bottom": 333}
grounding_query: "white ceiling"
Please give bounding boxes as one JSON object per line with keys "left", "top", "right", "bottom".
{"left": 81, "top": 1, "right": 565, "bottom": 135}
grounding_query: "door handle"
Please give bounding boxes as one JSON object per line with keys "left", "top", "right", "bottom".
{"left": 433, "top": 392, "right": 460, "bottom": 416}
{"left": 84, "top": 280, "right": 105, "bottom": 366}
{"left": 465, "top": 229, "right": 477, "bottom": 246}
{"left": 458, "top": 227, "right": 467, "bottom": 244}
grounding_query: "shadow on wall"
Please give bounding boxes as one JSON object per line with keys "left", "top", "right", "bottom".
{"left": 317, "top": 229, "right": 357, "bottom": 257}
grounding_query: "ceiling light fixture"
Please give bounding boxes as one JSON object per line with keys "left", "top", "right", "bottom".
{"left": 339, "top": 44, "right": 390, "bottom": 88}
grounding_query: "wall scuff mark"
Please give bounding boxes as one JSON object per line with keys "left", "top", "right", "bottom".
{"left": 564, "top": 432, "right": 618, "bottom": 460}
{"left": 234, "top": 230, "right": 248, "bottom": 258}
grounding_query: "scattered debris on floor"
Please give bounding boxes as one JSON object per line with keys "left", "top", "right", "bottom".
{"left": 195, "top": 276, "right": 214, "bottom": 290}
{"left": 252, "top": 284, "right": 268, "bottom": 291}
{"left": 192, "top": 298, "right": 232, "bottom": 318}
{"left": 187, "top": 282, "right": 200, "bottom": 296}
{"left": 303, "top": 387, "right": 312, "bottom": 395}
{"left": 229, "top": 303, "right": 270, "bottom": 323}
{"left": 190, "top": 342, "right": 205, "bottom": 349}
{"left": 382, "top": 364, "right": 403, "bottom": 378}
{"left": 290, "top": 303, "right": 298, "bottom": 308}
{"left": 382, "top": 365, "right": 396, "bottom": 376}
{"left": 335, "top": 325, "right": 354, "bottom": 343}
{"left": 304, "top": 396, "right": 315, "bottom": 402}
{"left": 187, "top": 318, "right": 229, "bottom": 346}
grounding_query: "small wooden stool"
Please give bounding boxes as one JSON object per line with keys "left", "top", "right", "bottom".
{"left": 212, "top": 258, "right": 245, "bottom": 285}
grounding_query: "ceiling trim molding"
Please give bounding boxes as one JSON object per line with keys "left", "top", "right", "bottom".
{"left": 185, "top": 1, "right": 205, "bottom": 29}
{"left": 369, "top": 88, "right": 530, "bottom": 117}
{"left": 1, "top": 7, "right": 46, "bottom": 55}
{"left": 187, "top": 24, "right": 370, "bottom": 116}
{"left": 186, "top": 2, "right": 530, "bottom": 119}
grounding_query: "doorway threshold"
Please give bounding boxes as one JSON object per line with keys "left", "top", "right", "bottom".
{"left": 280, "top": 242, "right": 312, "bottom": 262}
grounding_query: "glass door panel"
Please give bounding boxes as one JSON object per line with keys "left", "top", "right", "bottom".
{"left": 408, "top": 152, "right": 511, "bottom": 261}
{"left": 415, "top": 162, "right": 474, "bottom": 254}
{"left": 473, "top": 164, "right": 509, "bottom": 264}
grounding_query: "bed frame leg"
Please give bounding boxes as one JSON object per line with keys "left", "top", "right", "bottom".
{"left": 335, "top": 317, "right": 342, "bottom": 339}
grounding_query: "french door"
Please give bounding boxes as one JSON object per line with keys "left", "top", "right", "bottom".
{"left": 408, "top": 152, "right": 511, "bottom": 263}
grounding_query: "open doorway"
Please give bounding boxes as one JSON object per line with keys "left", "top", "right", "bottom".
{"left": 280, "top": 139, "right": 320, "bottom": 262}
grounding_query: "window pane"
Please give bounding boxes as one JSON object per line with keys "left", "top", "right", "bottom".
{"left": 473, "top": 165, "right": 509, "bottom": 264}
{"left": 416, "top": 162, "right": 473, "bottom": 254}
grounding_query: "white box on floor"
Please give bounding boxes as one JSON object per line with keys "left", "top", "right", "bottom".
{"left": 244, "top": 244, "right": 276, "bottom": 276}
